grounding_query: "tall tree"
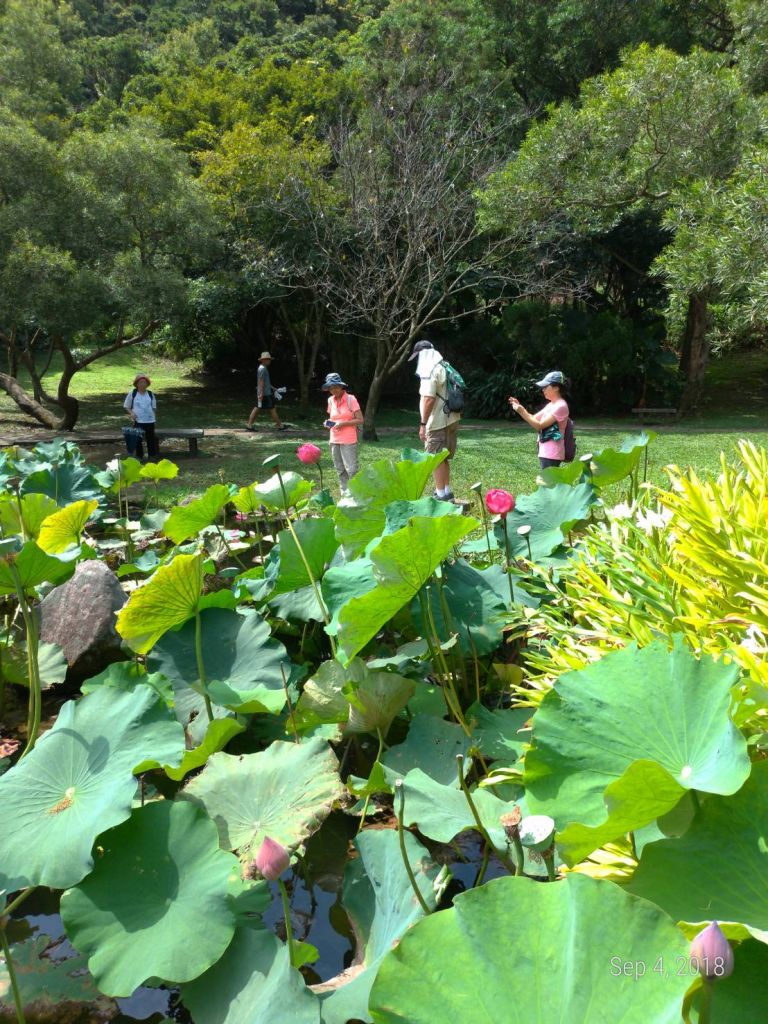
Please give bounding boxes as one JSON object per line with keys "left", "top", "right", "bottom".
{"left": 479, "top": 44, "right": 758, "bottom": 411}
{"left": 0, "top": 122, "right": 217, "bottom": 429}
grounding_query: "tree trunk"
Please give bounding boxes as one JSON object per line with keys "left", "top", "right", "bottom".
{"left": 0, "top": 372, "right": 63, "bottom": 428}
{"left": 677, "top": 292, "right": 711, "bottom": 415}
{"left": 363, "top": 364, "right": 389, "bottom": 441}
{"left": 55, "top": 345, "right": 81, "bottom": 430}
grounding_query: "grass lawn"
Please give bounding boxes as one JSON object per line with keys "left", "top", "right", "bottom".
{"left": 2, "top": 345, "right": 768, "bottom": 505}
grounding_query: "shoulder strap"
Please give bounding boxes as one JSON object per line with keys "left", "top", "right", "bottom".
{"left": 130, "top": 387, "right": 137, "bottom": 408}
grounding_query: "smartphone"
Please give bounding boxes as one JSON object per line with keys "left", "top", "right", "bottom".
{"left": 324, "top": 419, "right": 336, "bottom": 428}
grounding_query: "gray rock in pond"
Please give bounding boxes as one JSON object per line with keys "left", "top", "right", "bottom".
{"left": 38, "top": 561, "right": 127, "bottom": 683}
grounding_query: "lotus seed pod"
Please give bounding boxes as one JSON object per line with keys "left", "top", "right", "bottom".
{"left": 254, "top": 836, "right": 290, "bottom": 881}
{"left": 519, "top": 815, "right": 556, "bottom": 853}
{"left": 689, "top": 921, "right": 734, "bottom": 979}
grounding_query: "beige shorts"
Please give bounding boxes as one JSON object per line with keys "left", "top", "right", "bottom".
{"left": 425, "top": 421, "right": 459, "bottom": 458}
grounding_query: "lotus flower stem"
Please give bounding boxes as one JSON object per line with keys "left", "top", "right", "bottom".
{"left": 2, "top": 888, "right": 34, "bottom": 918}
{"left": 194, "top": 611, "right": 214, "bottom": 724}
{"left": 698, "top": 979, "right": 713, "bottom": 1024}
{"left": 358, "top": 728, "right": 384, "bottom": 833}
{"left": 456, "top": 755, "right": 516, "bottom": 875}
{"left": 543, "top": 846, "right": 557, "bottom": 882}
{"left": 500, "top": 516, "right": 516, "bottom": 606}
{"left": 9, "top": 563, "right": 42, "bottom": 759}
{"left": 421, "top": 589, "right": 469, "bottom": 735}
{"left": 277, "top": 878, "right": 296, "bottom": 965}
{"left": 466, "top": 628, "right": 482, "bottom": 705}
{"left": 0, "top": 926, "right": 25, "bottom": 1024}
{"left": 395, "top": 781, "right": 431, "bottom": 915}
{"left": 433, "top": 575, "right": 469, "bottom": 700}
{"left": 280, "top": 663, "right": 300, "bottom": 744}
{"left": 283, "top": 517, "right": 336, "bottom": 655}
{"left": 475, "top": 839, "right": 490, "bottom": 887}
{"left": 472, "top": 483, "right": 494, "bottom": 563}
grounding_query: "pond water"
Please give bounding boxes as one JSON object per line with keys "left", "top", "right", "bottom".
{"left": 6, "top": 810, "right": 504, "bottom": 1022}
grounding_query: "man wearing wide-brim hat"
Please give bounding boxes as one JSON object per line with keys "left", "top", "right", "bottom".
{"left": 123, "top": 372, "right": 158, "bottom": 461}
{"left": 246, "top": 351, "right": 287, "bottom": 431}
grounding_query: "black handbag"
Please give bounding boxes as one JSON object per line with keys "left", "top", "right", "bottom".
{"left": 122, "top": 425, "right": 146, "bottom": 456}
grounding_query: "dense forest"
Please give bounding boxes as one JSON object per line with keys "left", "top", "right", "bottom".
{"left": 0, "top": 0, "right": 766, "bottom": 433}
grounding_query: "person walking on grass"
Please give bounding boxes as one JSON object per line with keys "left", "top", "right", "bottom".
{"left": 322, "top": 372, "right": 363, "bottom": 495}
{"left": 509, "top": 370, "right": 570, "bottom": 469}
{"left": 123, "top": 372, "right": 158, "bottom": 462}
{"left": 410, "top": 340, "right": 461, "bottom": 501}
{"left": 246, "top": 351, "right": 287, "bottom": 431}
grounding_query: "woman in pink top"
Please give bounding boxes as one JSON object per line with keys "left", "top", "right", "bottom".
{"left": 322, "top": 372, "right": 363, "bottom": 494}
{"left": 509, "top": 370, "right": 570, "bottom": 469}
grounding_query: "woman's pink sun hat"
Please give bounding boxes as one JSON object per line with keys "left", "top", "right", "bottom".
{"left": 133, "top": 373, "right": 151, "bottom": 386}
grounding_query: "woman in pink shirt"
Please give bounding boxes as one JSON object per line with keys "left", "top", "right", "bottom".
{"left": 322, "top": 372, "right": 363, "bottom": 494}
{"left": 509, "top": 370, "right": 570, "bottom": 469}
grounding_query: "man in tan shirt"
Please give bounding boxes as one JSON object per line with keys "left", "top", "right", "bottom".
{"left": 409, "top": 340, "right": 461, "bottom": 501}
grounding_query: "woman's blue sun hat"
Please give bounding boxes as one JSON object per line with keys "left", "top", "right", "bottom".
{"left": 321, "top": 372, "right": 348, "bottom": 390}
{"left": 535, "top": 370, "right": 565, "bottom": 387}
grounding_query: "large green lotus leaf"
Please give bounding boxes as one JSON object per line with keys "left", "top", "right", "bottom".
{"left": 319, "top": 828, "right": 446, "bottom": 1024}
{"left": 0, "top": 934, "right": 117, "bottom": 1018}
{"left": 182, "top": 923, "right": 320, "bottom": 1024}
{"left": 628, "top": 761, "right": 768, "bottom": 930}
{"left": 269, "top": 584, "right": 326, "bottom": 623}
{"left": 139, "top": 458, "right": 179, "bottom": 482}
{"left": 138, "top": 717, "right": 246, "bottom": 782}
{"left": 0, "top": 539, "right": 77, "bottom": 595}
{"left": 231, "top": 481, "right": 262, "bottom": 514}
{"left": 368, "top": 873, "right": 691, "bottom": 1024}
{"left": 297, "top": 658, "right": 415, "bottom": 736}
{"left": 401, "top": 768, "right": 517, "bottom": 849}
{"left": 557, "top": 760, "right": 690, "bottom": 866}
{"left": 525, "top": 639, "right": 749, "bottom": 848}
{"left": 538, "top": 459, "right": 589, "bottom": 487}
{"left": 116, "top": 552, "right": 203, "bottom": 654}
{"left": 21, "top": 462, "right": 101, "bottom": 505}
{"left": 266, "top": 517, "right": 339, "bottom": 594}
{"left": 0, "top": 685, "right": 184, "bottom": 891}
{"left": 163, "top": 484, "right": 231, "bottom": 544}
{"left": 322, "top": 557, "right": 376, "bottom": 635}
{"left": 0, "top": 492, "right": 58, "bottom": 539}
{"left": 180, "top": 738, "right": 344, "bottom": 857}
{"left": 37, "top": 498, "right": 98, "bottom": 553}
{"left": 335, "top": 515, "right": 477, "bottom": 664}
{"left": 61, "top": 800, "right": 239, "bottom": 997}
{"left": 149, "top": 607, "right": 291, "bottom": 714}
{"left": 588, "top": 431, "right": 654, "bottom": 489}
{"left": 466, "top": 702, "right": 532, "bottom": 763}
{"left": 253, "top": 471, "right": 312, "bottom": 511}
{"left": 2, "top": 640, "right": 68, "bottom": 689}
{"left": 80, "top": 661, "right": 174, "bottom": 704}
{"left": 495, "top": 480, "right": 597, "bottom": 560}
{"left": 382, "top": 497, "right": 462, "bottom": 535}
{"left": 381, "top": 715, "right": 472, "bottom": 786}
{"left": 412, "top": 558, "right": 508, "bottom": 656}
{"left": 334, "top": 452, "right": 448, "bottom": 558}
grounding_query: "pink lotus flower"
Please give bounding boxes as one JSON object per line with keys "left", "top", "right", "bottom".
{"left": 485, "top": 489, "right": 515, "bottom": 516}
{"left": 296, "top": 443, "right": 322, "bottom": 465}
{"left": 690, "top": 921, "right": 734, "bottom": 978}
{"left": 254, "top": 836, "right": 290, "bottom": 881}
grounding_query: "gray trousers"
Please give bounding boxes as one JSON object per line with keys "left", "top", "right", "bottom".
{"left": 330, "top": 442, "right": 359, "bottom": 489}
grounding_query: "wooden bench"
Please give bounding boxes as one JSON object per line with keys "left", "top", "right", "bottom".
{"left": 631, "top": 407, "right": 678, "bottom": 425}
{"left": 155, "top": 428, "right": 204, "bottom": 456}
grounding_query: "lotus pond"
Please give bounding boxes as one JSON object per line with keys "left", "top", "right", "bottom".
{"left": 1, "top": 435, "right": 766, "bottom": 1023}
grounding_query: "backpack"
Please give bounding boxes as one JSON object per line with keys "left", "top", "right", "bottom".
{"left": 130, "top": 387, "right": 154, "bottom": 408}
{"left": 563, "top": 418, "right": 577, "bottom": 462}
{"left": 437, "top": 361, "right": 466, "bottom": 414}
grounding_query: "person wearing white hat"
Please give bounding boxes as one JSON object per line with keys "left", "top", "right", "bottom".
{"left": 409, "top": 340, "right": 461, "bottom": 501}
{"left": 247, "top": 352, "right": 287, "bottom": 431}
{"left": 123, "top": 372, "right": 158, "bottom": 461}
{"left": 508, "top": 370, "right": 570, "bottom": 469}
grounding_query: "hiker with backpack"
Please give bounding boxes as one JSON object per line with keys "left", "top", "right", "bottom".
{"left": 322, "top": 372, "right": 363, "bottom": 495}
{"left": 509, "top": 370, "right": 575, "bottom": 469}
{"left": 123, "top": 372, "right": 158, "bottom": 461}
{"left": 410, "top": 340, "right": 464, "bottom": 501}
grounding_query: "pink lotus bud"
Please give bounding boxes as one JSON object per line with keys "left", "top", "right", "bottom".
{"left": 485, "top": 489, "right": 515, "bottom": 516}
{"left": 689, "top": 921, "right": 734, "bottom": 979}
{"left": 296, "top": 443, "right": 322, "bottom": 465}
{"left": 254, "top": 836, "right": 290, "bottom": 881}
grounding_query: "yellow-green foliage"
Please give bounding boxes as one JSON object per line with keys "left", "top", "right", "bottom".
{"left": 521, "top": 441, "right": 768, "bottom": 727}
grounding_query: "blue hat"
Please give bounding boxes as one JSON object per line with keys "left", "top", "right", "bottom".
{"left": 408, "top": 340, "right": 434, "bottom": 361}
{"left": 321, "top": 372, "right": 348, "bottom": 390}
{"left": 535, "top": 370, "right": 565, "bottom": 388}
